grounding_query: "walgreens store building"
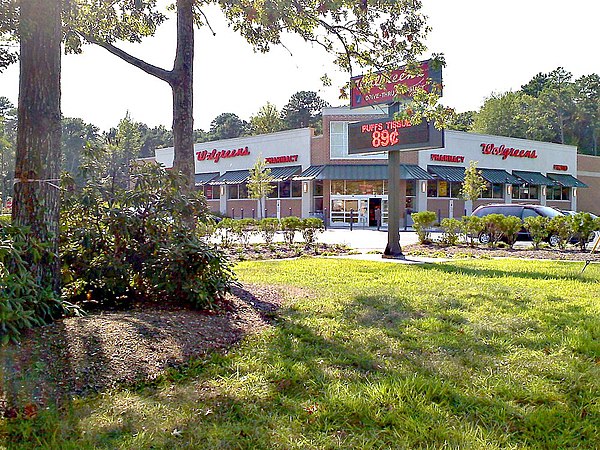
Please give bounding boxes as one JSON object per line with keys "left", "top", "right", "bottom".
{"left": 155, "top": 106, "right": 599, "bottom": 227}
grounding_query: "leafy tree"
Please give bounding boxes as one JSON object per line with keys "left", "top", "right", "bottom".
{"left": 574, "top": 74, "right": 600, "bottom": 155}
{"left": 0, "top": 97, "right": 16, "bottom": 205}
{"left": 61, "top": 117, "right": 101, "bottom": 180}
{"left": 209, "top": 113, "right": 249, "bottom": 140}
{"left": 12, "top": 0, "right": 63, "bottom": 294}
{"left": 281, "top": 91, "right": 329, "bottom": 133}
{"left": 67, "top": 0, "right": 435, "bottom": 189}
{"left": 521, "top": 72, "right": 550, "bottom": 97}
{"left": 460, "top": 161, "right": 486, "bottom": 203}
{"left": 247, "top": 157, "right": 274, "bottom": 219}
{"left": 446, "top": 111, "right": 475, "bottom": 132}
{"left": 137, "top": 123, "right": 174, "bottom": 158}
{"left": 250, "top": 102, "right": 284, "bottom": 135}
{"left": 471, "top": 91, "right": 531, "bottom": 138}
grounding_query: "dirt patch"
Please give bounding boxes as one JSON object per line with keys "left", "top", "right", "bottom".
{"left": 0, "top": 283, "right": 306, "bottom": 414}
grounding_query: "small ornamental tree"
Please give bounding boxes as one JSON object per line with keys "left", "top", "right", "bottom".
{"left": 280, "top": 216, "right": 302, "bottom": 246}
{"left": 440, "top": 218, "right": 462, "bottom": 246}
{"left": 547, "top": 215, "right": 573, "bottom": 250}
{"left": 247, "top": 158, "right": 274, "bottom": 219}
{"left": 524, "top": 216, "right": 549, "bottom": 249}
{"left": 259, "top": 218, "right": 280, "bottom": 247}
{"left": 483, "top": 214, "right": 506, "bottom": 247}
{"left": 460, "top": 161, "right": 486, "bottom": 203}
{"left": 461, "top": 215, "right": 485, "bottom": 247}
{"left": 500, "top": 215, "right": 523, "bottom": 248}
{"left": 411, "top": 211, "right": 437, "bottom": 244}
{"left": 301, "top": 218, "right": 324, "bottom": 248}
{"left": 571, "top": 212, "right": 596, "bottom": 250}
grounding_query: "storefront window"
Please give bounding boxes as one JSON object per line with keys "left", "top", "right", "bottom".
{"left": 331, "top": 180, "right": 345, "bottom": 195}
{"left": 438, "top": 180, "right": 450, "bottom": 197}
{"left": 227, "top": 184, "right": 238, "bottom": 200}
{"left": 547, "top": 185, "right": 570, "bottom": 200}
{"left": 268, "top": 182, "right": 278, "bottom": 198}
{"left": 482, "top": 182, "right": 504, "bottom": 199}
{"left": 427, "top": 180, "right": 437, "bottom": 197}
{"left": 345, "top": 180, "right": 362, "bottom": 195}
{"left": 292, "top": 180, "right": 302, "bottom": 198}
{"left": 406, "top": 180, "right": 415, "bottom": 197}
{"left": 313, "top": 180, "right": 323, "bottom": 196}
{"left": 203, "top": 185, "right": 220, "bottom": 200}
{"left": 239, "top": 182, "right": 248, "bottom": 199}
{"left": 280, "top": 180, "right": 291, "bottom": 198}
{"left": 512, "top": 184, "right": 540, "bottom": 200}
{"left": 330, "top": 121, "right": 348, "bottom": 158}
{"left": 451, "top": 183, "right": 461, "bottom": 198}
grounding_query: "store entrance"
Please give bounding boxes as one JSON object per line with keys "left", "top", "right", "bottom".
{"left": 368, "top": 198, "right": 382, "bottom": 227}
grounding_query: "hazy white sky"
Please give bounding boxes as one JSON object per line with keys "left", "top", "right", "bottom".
{"left": 1, "top": 0, "right": 599, "bottom": 132}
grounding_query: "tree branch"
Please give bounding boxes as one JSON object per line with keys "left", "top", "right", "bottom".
{"left": 77, "top": 32, "right": 174, "bottom": 84}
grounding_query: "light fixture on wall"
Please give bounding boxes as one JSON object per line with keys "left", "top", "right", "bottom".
{"left": 303, "top": 181, "right": 309, "bottom": 193}
{"left": 506, "top": 184, "right": 512, "bottom": 196}
{"left": 573, "top": 187, "right": 577, "bottom": 197}
{"left": 542, "top": 185, "right": 547, "bottom": 196}
{"left": 220, "top": 185, "right": 225, "bottom": 196}
{"left": 421, "top": 181, "right": 427, "bottom": 193}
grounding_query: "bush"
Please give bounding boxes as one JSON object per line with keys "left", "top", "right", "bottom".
{"left": 1, "top": 225, "right": 79, "bottom": 344}
{"left": 258, "top": 218, "right": 280, "bottom": 246}
{"left": 524, "top": 216, "right": 549, "bottom": 249}
{"left": 301, "top": 218, "right": 324, "bottom": 247}
{"left": 411, "top": 211, "right": 437, "bottom": 244}
{"left": 499, "top": 215, "right": 522, "bottom": 248}
{"left": 217, "top": 218, "right": 237, "bottom": 247}
{"left": 482, "top": 214, "right": 505, "bottom": 247}
{"left": 570, "top": 212, "right": 596, "bottom": 251}
{"left": 440, "top": 218, "right": 462, "bottom": 246}
{"left": 461, "top": 216, "right": 484, "bottom": 247}
{"left": 280, "top": 216, "right": 303, "bottom": 246}
{"left": 60, "top": 164, "right": 234, "bottom": 310}
{"left": 547, "top": 215, "right": 573, "bottom": 250}
{"left": 235, "top": 218, "right": 257, "bottom": 248}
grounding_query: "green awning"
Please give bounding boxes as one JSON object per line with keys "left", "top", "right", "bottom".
{"left": 210, "top": 169, "right": 250, "bottom": 185}
{"left": 512, "top": 170, "right": 554, "bottom": 186}
{"left": 293, "top": 165, "right": 325, "bottom": 180}
{"left": 267, "top": 165, "right": 302, "bottom": 182}
{"left": 194, "top": 172, "right": 219, "bottom": 186}
{"left": 480, "top": 168, "right": 521, "bottom": 185}
{"left": 428, "top": 165, "right": 465, "bottom": 183}
{"left": 294, "top": 164, "right": 434, "bottom": 181}
{"left": 546, "top": 173, "right": 588, "bottom": 188}
{"left": 400, "top": 164, "right": 435, "bottom": 180}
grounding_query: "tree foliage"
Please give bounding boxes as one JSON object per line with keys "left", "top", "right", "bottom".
{"left": 209, "top": 113, "right": 249, "bottom": 140}
{"left": 250, "top": 102, "right": 284, "bottom": 135}
{"left": 460, "top": 161, "right": 486, "bottom": 203}
{"left": 247, "top": 157, "right": 274, "bottom": 219}
{"left": 281, "top": 91, "right": 329, "bottom": 132}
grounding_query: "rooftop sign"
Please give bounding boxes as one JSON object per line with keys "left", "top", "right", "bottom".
{"left": 350, "top": 60, "right": 442, "bottom": 109}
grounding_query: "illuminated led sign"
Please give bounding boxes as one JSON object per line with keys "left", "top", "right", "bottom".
{"left": 350, "top": 60, "right": 442, "bottom": 109}
{"left": 348, "top": 118, "right": 443, "bottom": 154}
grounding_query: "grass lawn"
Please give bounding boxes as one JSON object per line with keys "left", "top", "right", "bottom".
{"left": 2, "top": 258, "right": 599, "bottom": 449}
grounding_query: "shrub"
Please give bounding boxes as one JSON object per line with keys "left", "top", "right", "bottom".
{"left": 280, "top": 216, "right": 303, "bottom": 246}
{"left": 301, "top": 218, "right": 324, "bottom": 247}
{"left": 258, "top": 218, "right": 280, "bottom": 246}
{"left": 1, "top": 225, "right": 79, "bottom": 344}
{"left": 547, "top": 215, "right": 573, "bottom": 250}
{"left": 482, "top": 214, "right": 505, "bottom": 247}
{"left": 461, "top": 215, "right": 484, "bottom": 247}
{"left": 235, "top": 218, "right": 257, "bottom": 248}
{"left": 217, "top": 218, "right": 237, "bottom": 247}
{"left": 440, "top": 218, "right": 462, "bottom": 246}
{"left": 60, "top": 163, "right": 234, "bottom": 310}
{"left": 524, "top": 216, "right": 549, "bottom": 249}
{"left": 411, "top": 211, "right": 437, "bottom": 244}
{"left": 570, "top": 212, "right": 596, "bottom": 251}
{"left": 499, "top": 215, "right": 522, "bottom": 248}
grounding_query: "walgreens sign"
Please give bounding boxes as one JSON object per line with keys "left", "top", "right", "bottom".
{"left": 481, "top": 143, "right": 538, "bottom": 160}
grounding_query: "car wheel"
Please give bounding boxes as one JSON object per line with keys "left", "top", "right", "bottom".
{"left": 548, "top": 234, "right": 560, "bottom": 247}
{"left": 478, "top": 232, "right": 491, "bottom": 245}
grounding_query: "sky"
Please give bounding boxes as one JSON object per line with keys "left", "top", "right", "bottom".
{"left": 1, "top": 0, "right": 599, "bottom": 132}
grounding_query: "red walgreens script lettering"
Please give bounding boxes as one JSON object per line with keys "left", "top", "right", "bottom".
{"left": 196, "top": 147, "right": 250, "bottom": 163}
{"left": 480, "top": 143, "right": 537, "bottom": 160}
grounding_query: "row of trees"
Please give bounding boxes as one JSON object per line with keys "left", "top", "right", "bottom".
{"left": 0, "top": 89, "right": 329, "bottom": 205}
{"left": 448, "top": 68, "right": 600, "bottom": 155}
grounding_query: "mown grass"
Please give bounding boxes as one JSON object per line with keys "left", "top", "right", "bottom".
{"left": 2, "top": 258, "right": 599, "bottom": 449}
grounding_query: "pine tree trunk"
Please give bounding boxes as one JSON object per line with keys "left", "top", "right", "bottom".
{"left": 12, "top": 0, "right": 62, "bottom": 292}
{"left": 171, "top": 0, "right": 195, "bottom": 192}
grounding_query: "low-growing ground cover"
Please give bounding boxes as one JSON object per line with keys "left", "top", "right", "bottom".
{"left": 1, "top": 258, "right": 599, "bottom": 449}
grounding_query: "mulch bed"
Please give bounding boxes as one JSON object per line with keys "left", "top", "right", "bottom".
{"left": 404, "top": 242, "right": 600, "bottom": 262}
{"left": 0, "top": 283, "right": 306, "bottom": 416}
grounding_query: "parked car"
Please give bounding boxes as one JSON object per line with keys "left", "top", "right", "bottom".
{"left": 471, "top": 203, "right": 564, "bottom": 246}
{"left": 560, "top": 210, "right": 598, "bottom": 220}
